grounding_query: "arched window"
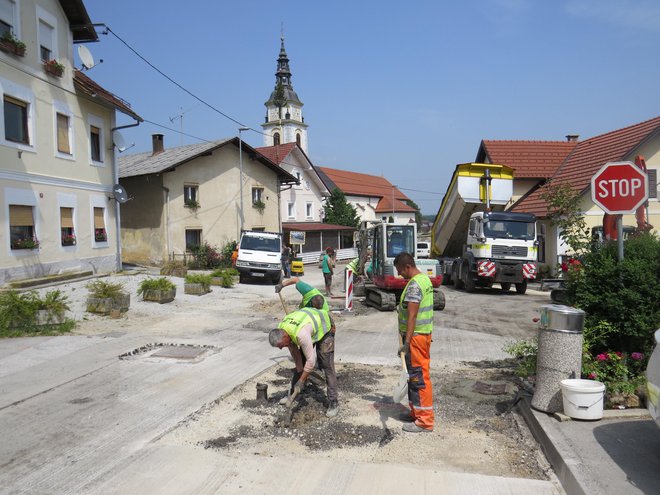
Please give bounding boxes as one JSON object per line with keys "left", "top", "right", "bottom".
{"left": 296, "top": 133, "right": 301, "bottom": 146}
{"left": 273, "top": 132, "right": 280, "bottom": 146}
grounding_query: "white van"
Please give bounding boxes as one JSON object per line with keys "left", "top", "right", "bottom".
{"left": 416, "top": 241, "right": 430, "bottom": 258}
{"left": 235, "top": 231, "right": 282, "bottom": 284}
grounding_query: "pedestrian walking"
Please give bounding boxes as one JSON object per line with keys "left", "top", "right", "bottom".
{"left": 394, "top": 251, "right": 435, "bottom": 433}
{"left": 269, "top": 308, "right": 339, "bottom": 418}
{"left": 275, "top": 277, "right": 329, "bottom": 311}
{"left": 322, "top": 247, "right": 334, "bottom": 297}
{"left": 281, "top": 245, "right": 292, "bottom": 278}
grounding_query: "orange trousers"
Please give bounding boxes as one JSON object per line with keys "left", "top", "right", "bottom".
{"left": 405, "top": 333, "right": 434, "bottom": 430}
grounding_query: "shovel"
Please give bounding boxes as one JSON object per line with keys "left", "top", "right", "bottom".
{"left": 283, "top": 385, "right": 301, "bottom": 427}
{"left": 278, "top": 292, "right": 289, "bottom": 314}
{"left": 392, "top": 335, "right": 409, "bottom": 403}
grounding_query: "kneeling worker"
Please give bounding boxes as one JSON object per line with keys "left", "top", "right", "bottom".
{"left": 275, "top": 277, "right": 329, "bottom": 312}
{"left": 269, "top": 307, "right": 339, "bottom": 418}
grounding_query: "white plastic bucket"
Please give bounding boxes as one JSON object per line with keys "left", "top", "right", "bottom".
{"left": 560, "top": 379, "right": 605, "bottom": 420}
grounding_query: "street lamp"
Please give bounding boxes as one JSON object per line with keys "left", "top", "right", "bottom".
{"left": 238, "top": 127, "right": 250, "bottom": 232}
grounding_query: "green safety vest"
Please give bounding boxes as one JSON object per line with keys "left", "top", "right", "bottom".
{"left": 346, "top": 257, "right": 360, "bottom": 274}
{"left": 398, "top": 273, "right": 434, "bottom": 335}
{"left": 278, "top": 308, "right": 332, "bottom": 347}
{"left": 300, "top": 288, "right": 329, "bottom": 312}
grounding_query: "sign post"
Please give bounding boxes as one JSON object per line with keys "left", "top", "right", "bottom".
{"left": 591, "top": 161, "right": 649, "bottom": 260}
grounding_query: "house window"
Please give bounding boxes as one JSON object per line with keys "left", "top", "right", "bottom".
{"left": 184, "top": 184, "right": 199, "bottom": 208}
{"left": 60, "top": 207, "right": 76, "bottom": 246}
{"left": 252, "top": 187, "right": 264, "bottom": 204}
{"left": 38, "top": 18, "right": 54, "bottom": 62}
{"left": 93, "top": 207, "right": 107, "bottom": 242}
{"left": 273, "top": 132, "right": 280, "bottom": 146}
{"left": 0, "top": 19, "right": 9, "bottom": 37}
{"left": 4, "top": 95, "right": 29, "bottom": 144}
{"left": 90, "top": 125, "right": 101, "bottom": 162}
{"left": 9, "top": 204, "right": 37, "bottom": 249}
{"left": 185, "top": 229, "right": 202, "bottom": 250}
{"left": 287, "top": 202, "right": 295, "bottom": 219}
{"left": 0, "top": 0, "right": 15, "bottom": 37}
{"left": 56, "top": 112, "right": 71, "bottom": 154}
{"left": 306, "top": 202, "right": 313, "bottom": 219}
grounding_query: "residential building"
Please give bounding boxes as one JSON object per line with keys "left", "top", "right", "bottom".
{"left": 509, "top": 117, "right": 660, "bottom": 269}
{"left": 0, "top": 0, "right": 141, "bottom": 285}
{"left": 118, "top": 134, "right": 297, "bottom": 265}
{"left": 318, "top": 167, "right": 418, "bottom": 224}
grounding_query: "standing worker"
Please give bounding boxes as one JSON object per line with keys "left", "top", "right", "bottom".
{"left": 322, "top": 247, "right": 334, "bottom": 297}
{"left": 275, "top": 277, "right": 329, "bottom": 311}
{"left": 269, "top": 308, "right": 339, "bottom": 418}
{"left": 394, "top": 252, "right": 435, "bottom": 433}
{"left": 281, "top": 244, "right": 292, "bottom": 279}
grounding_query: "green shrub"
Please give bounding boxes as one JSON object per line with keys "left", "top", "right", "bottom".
{"left": 565, "top": 232, "right": 660, "bottom": 354}
{"left": 220, "top": 240, "right": 238, "bottom": 267}
{"left": 160, "top": 260, "right": 187, "bottom": 276}
{"left": 0, "top": 290, "right": 39, "bottom": 328}
{"left": 86, "top": 280, "right": 127, "bottom": 299}
{"left": 184, "top": 274, "right": 212, "bottom": 291}
{"left": 503, "top": 338, "right": 538, "bottom": 378}
{"left": 210, "top": 268, "right": 237, "bottom": 288}
{"left": 188, "top": 243, "right": 221, "bottom": 269}
{"left": 40, "top": 289, "right": 70, "bottom": 319}
{"left": 582, "top": 350, "right": 647, "bottom": 395}
{"left": 137, "top": 277, "right": 176, "bottom": 297}
{"left": 0, "top": 289, "right": 73, "bottom": 335}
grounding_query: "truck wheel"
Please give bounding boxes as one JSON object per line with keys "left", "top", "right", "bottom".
{"left": 463, "top": 272, "right": 475, "bottom": 292}
{"left": 239, "top": 274, "right": 246, "bottom": 284}
{"left": 515, "top": 280, "right": 527, "bottom": 295}
{"left": 500, "top": 283, "right": 511, "bottom": 291}
{"left": 453, "top": 274, "right": 464, "bottom": 290}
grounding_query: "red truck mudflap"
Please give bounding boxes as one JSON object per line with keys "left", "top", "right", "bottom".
{"left": 477, "top": 260, "right": 537, "bottom": 281}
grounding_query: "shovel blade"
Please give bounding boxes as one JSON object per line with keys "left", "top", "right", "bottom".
{"left": 392, "top": 372, "right": 408, "bottom": 403}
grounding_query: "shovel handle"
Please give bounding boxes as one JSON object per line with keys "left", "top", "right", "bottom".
{"left": 278, "top": 292, "right": 289, "bottom": 314}
{"left": 398, "top": 334, "right": 408, "bottom": 373}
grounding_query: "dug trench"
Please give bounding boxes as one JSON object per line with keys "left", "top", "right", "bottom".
{"left": 163, "top": 360, "right": 552, "bottom": 480}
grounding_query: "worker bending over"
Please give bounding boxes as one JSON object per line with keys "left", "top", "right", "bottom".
{"left": 269, "top": 308, "right": 339, "bottom": 418}
{"left": 394, "top": 252, "right": 435, "bottom": 433}
{"left": 275, "top": 277, "right": 329, "bottom": 312}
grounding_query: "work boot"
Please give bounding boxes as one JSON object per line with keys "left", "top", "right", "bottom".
{"left": 402, "top": 422, "right": 432, "bottom": 433}
{"left": 398, "top": 412, "right": 414, "bottom": 422}
{"left": 326, "top": 401, "right": 339, "bottom": 418}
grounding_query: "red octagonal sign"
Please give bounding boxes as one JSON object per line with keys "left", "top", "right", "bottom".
{"left": 591, "top": 161, "right": 649, "bottom": 215}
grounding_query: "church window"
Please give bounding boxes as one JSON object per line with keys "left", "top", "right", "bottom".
{"left": 273, "top": 132, "right": 280, "bottom": 146}
{"left": 296, "top": 133, "right": 301, "bottom": 146}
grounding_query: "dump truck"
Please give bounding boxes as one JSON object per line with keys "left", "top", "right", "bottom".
{"left": 354, "top": 220, "right": 445, "bottom": 311}
{"left": 431, "top": 163, "right": 538, "bottom": 294}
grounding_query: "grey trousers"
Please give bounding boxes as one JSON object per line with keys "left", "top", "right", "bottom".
{"left": 316, "top": 333, "right": 338, "bottom": 403}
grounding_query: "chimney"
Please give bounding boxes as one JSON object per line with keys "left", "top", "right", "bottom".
{"left": 152, "top": 134, "right": 164, "bottom": 155}
{"left": 566, "top": 134, "right": 579, "bottom": 142}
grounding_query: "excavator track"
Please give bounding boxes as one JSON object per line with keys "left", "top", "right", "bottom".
{"left": 364, "top": 287, "right": 397, "bottom": 311}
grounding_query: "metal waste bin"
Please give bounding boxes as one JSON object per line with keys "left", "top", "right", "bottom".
{"left": 531, "top": 304, "right": 585, "bottom": 413}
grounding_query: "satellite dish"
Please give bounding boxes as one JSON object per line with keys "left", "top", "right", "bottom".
{"left": 112, "top": 131, "right": 127, "bottom": 152}
{"left": 78, "top": 45, "right": 95, "bottom": 70}
{"left": 112, "top": 184, "right": 129, "bottom": 203}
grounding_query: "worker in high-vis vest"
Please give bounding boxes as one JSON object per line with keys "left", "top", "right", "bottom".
{"left": 394, "top": 252, "right": 435, "bottom": 433}
{"left": 268, "top": 307, "right": 338, "bottom": 418}
{"left": 275, "top": 277, "right": 329, "bottom": 312}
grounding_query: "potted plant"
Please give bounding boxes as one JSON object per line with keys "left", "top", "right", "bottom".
{"left": 0, "top": 31, "right": 26, "bottom": 57}
{"left": 253, "top": 199, "right": 266, "bottom": 214}
{"left": 61, "top": 233, "right": 77, "bottom": 246}
{"left": 36, "top": 290, "right": 70, "bottom": 325}
{"left": 85, "top": 280, "right": 130, "bottom": 314}
{"left": 11, "top": 237, "right": 40, "bottom": 250}
{"left": 44, "top": 59, "right": 65, "bottom": 77}
{"left": 160, "top": 260, "right": 188, "bottom": 278}
{"left": 210, "top": 268, "right": 239, "bottom": 288}
{"left": 95, "top": 228, "right": 107, "bottom": 242}
{"left": 184, "top": 199, "right": 200, "bottom": 211}
{"left": 184, "top": 273, "right": 212, "bottom": 295}
{"left": 137, "top": 277, "right": 176, "bottom": 304}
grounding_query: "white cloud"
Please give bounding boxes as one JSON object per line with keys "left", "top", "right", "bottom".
{"left": 565, "top": 0, "right": 660, "bottom": 31}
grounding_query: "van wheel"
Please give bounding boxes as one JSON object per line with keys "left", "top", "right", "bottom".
{"left": 515, "top": 280, "right": 527, "bottom": 295}
{"left": 272, "top": 273, "right": 282, "bottom": 285}
{"left": 239, "top": 274, "right": 246, "bottom": 284}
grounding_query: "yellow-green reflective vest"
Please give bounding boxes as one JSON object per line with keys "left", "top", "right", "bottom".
{"left": 278, "top": 308, "right": 332, "bottom": 347}
{"left": 347, "top": 257, "right": 360, "bottom": 274}
{"left": 398, "top": 273, "right": 434, "bottom": 335}
{"left": 300, "top": 288, "right": 329, "bottom": 312}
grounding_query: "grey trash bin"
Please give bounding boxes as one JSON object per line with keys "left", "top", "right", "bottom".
{"left": 531, "top": 304, "right": 585, "bottom": 413}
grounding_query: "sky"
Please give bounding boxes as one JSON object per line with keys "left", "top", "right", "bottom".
{"left": 82, "top": 0, "right": 660, "bottom": 214}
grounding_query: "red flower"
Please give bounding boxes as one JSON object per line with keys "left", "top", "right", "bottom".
{"left": 614, "top": 351, "right": 623, "bottom": 358}
{"left": 596, "top": 353, "right": 608, "bottom": 361}
{"left": 588, "top": 372, "right": 597, "bottom": 380}
{"left": 631, "top": 352, "right": 644, "bottom": 360}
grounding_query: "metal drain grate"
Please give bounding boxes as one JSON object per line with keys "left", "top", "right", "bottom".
{"left": 119, "top": 342, "right": 220, "bottom": 361}
{"left": 151, "top": 346, "right": 207, "bottom": 360}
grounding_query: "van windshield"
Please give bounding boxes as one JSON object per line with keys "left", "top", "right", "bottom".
{"left": 240, "top": 235, "right": 280, "bottom": 252}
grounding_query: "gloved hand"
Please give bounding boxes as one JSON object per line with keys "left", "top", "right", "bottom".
{"left": 293, "top": 380, "right": 305, "bottom": 396}
{"left": 397, "top": 341, "right": 410, "bottom": 357}
{"left": 275, "top": 283, "right": 284, "bottom": 293}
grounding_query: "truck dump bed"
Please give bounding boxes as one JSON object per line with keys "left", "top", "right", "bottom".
{"left": 432, "top": 163, "right": 513, "bottom": 258}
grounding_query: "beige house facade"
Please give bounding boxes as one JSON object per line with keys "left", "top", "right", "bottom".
{"left": 119, "top": 135, "right": 297, "bottom": 265}
{"left": 0, "top": 0, "right": 141, "bottom": 285}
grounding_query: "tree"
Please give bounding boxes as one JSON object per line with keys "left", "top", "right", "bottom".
{"left": 404, "top": 199, "right": 422, "bottom": 225}
{"left": 323, "top": 189, "right": 360, "bottom": 228}
{"left": 540, "top": 181, "right": 590, "bottom": 256}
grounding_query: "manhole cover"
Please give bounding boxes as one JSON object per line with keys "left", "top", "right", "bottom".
{"left": 152, "top": 346, "right": 208, "bottom": 360}
{"left": 473, "top": 381, "right": 508, "bottom": 395}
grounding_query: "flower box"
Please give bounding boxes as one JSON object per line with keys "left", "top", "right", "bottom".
{"left": 95, "top": 229, "right": 108, "bottom": 242}
{"left": 61, "top": 236, "right": 77, "bottom": 246}
{"left": 35, "top": 309, "right": 66, "bottom": 326}
{"left": 11, "top": 238, "right": 40, "bottom": 250}
{"left": 141, "top": 288, "right": 176, "bottom": 304}
{"left": 0, "top": 38, "right": 26, "bottom": 57}
{"left": 44, "top": 60, "right": 64, "bottom": 78}
{"left": 86, "top": 294, "right": 130, "bottom": 315}
{"left": 184, "top": 283, "right": 211, "bottom": 296}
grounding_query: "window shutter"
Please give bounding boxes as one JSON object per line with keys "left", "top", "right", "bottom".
{"left": 93, "top": 207, "right": 105, "bottom": 229}
{"left": 0, "top": 2, "right": 14, "bottom": 26}
{"left": 9, "top": 205, "right": 34, "bottom": 226}
{"left": 60, "top": 207, "right": 74, "bottom": 228}
{"left": 648, "top": 169, "right": 657, "bottom": 199}
{"left": 38, "top": 19, "right": 53, "bottom": 54}
{"left": 57, "top": 113, "right": 70, "bottom": 154}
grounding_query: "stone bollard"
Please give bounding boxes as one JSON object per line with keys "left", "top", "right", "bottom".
{"left": 531, "top": 304, "right": 585, "bottom": 413}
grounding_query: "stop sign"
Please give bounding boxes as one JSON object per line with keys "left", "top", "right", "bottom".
{"left": 591, "top": 161, "right": 649, "bottom": 214}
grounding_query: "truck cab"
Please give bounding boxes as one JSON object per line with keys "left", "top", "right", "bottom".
{"left": 235, "top": 231, "right": 282, "bottom": 284}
